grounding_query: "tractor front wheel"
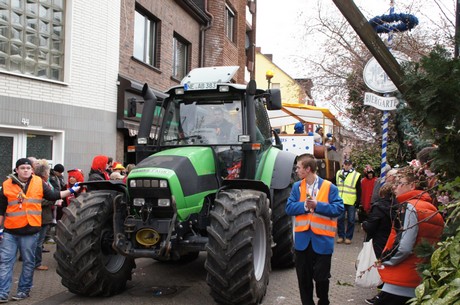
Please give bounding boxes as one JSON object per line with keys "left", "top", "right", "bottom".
{"left": 205, "top": 189, "right": 271, "bottom": 305}
{"left": 54, "top": 191, "right": 135, "bottom": 296}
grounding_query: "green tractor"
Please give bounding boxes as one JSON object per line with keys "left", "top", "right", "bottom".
{"left": 54, "top": 66, "right": 297, "bottom": 305}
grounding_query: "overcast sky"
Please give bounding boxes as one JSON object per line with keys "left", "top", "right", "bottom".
{"left": 256, "top": 0, "right": 455, "bottom": 79}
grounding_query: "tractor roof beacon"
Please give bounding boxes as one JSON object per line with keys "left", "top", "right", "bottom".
{"left": 54, "top": 66, "right": 297, "bottom": 305}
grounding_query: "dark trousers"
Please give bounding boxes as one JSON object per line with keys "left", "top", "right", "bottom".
{"left": 295, "top": 243, "right": 331, "bottom": 305}
{"left": 374, "top": 291, "right": 411, "bottom": 305}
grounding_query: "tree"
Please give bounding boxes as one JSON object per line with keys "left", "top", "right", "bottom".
{"left": 402, "top": 46, "right": 460, "bottom": 178}
{"left": 294, "top": 0, "right": 456, "bottom": 163}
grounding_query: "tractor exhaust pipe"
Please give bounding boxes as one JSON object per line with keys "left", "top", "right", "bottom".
{"left": 137, "top": 83, "right": 158, "bottom": 143}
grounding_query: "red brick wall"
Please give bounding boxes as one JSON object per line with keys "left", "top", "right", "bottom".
{"left": 119, "top": 0, "right": 202, "bottom": 91}
{"left": 119, "top": 0, "right": 251, "bottom": 87}
{"left": 205, "top": 0, "right": 248, "bottom": 83}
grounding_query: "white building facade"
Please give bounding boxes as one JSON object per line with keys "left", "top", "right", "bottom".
{"left": 0, "top": 0, "right": 121, "bottom": 179}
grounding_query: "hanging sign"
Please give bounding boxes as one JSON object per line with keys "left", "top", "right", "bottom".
{"left": 363, "top": 50, "right": 409, "bottom": 93}
{"left": 364, "top": 92, "right": 399, "bottom": 111}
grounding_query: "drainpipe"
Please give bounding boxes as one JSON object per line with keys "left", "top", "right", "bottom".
{"left": 200, "top": 0, "right": 213, "bottom": 67}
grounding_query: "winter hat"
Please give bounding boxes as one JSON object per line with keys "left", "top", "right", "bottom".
{"left": 91, "top": 155, "right": 109, "bottom": 171}
{"left": 68, "top": 169, "right": 84, "bottom": 183}
{"left": 53, "top": 163, "right": 65, "bottom": 173}
{"left": 294, "top": 122, "right": 304, "bottom": 133}
{"left": 16, "top": 158, "right": 33, "bottom": 168}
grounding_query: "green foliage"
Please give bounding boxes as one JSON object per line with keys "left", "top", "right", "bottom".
{"left": 349, "top": 141, "right": 399, "bottom": 175}
{"left": 408, "top": 179, "right": 460, "bottom": 305}
{"left": 346, "top": 71, "right": 399, "bottom": 142}
{"left": 402, "top": 46, "right": 460, "bottom": 179}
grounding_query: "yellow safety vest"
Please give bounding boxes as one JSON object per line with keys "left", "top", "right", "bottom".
{"left": 294, "top": 179, "right": 337, "bottom": 237}
{"left": 336, "top": 170, "right": 360, "bottom": 205}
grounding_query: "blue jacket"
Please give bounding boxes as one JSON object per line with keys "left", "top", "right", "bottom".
{"left": 285, "top": 177, "right": 344, "bottom": 254}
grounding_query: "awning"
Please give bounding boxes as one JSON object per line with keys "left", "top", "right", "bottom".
{"left": 117, "top": 119, "right": 158, "bottom": 138}
{"left": 268, "top": 103, "right": 341, "bottom": 128}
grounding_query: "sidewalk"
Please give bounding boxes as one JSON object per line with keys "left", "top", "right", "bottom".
{"left": 9, "top": 227, "right": 378, "bottom": 305}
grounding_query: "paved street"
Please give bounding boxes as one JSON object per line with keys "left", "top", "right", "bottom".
{"left": 9, "top": 227, "right": 377, "bottom": 305}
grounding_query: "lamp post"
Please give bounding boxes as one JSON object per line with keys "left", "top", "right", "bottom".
{"left": 265, "top": 69, "right": 274, "bottom": 89}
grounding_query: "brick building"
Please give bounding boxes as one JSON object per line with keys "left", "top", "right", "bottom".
{"left": 0, "top": 0, "right": 121, "bottom": 178}
{"left": 0, "top": 0, "right": 256, "bottom": 176}
{"left": 117, "top": 0, "right": 256, "bottom": 164}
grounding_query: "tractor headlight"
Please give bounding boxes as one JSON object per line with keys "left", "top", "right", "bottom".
{"left": 129, "top": 179, "right": 168, "bottom": 188}
{"left": 159, "top": 180, "right": 168, "bottom": 188}
{"left": 133, "top": 198, "right": 145, "bottom": 206}
{"left": 157, "top": 198, "right": 170, "bottom": 207}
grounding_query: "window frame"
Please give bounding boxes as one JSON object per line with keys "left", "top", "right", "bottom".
{"left": 225, "top": 4, "right": 235, "bottom": 42}
{"left": 133, "top": 6, "right": 159, "bottom": 67}
{"left": 172, "top": 34, "right": 189, "bottom": 81}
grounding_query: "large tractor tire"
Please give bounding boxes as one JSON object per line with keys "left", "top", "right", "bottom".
{"left": 54, "top": 191, "right": 135, "bottom": 296}
{"left": 205, "top": 189, "right": 272, "bottom": 305}
{"left": 271, "top": 187, "right": 295, "bottom": 268}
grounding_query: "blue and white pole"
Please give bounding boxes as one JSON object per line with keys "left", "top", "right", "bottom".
{"left": 380, "top": 111, "right": 389, "bottom": 184}
{"left": 380, "top": 0, "right": 395, "bottom": 185}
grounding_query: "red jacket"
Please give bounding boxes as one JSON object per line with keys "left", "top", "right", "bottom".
{"left": 361, "top": 176, "right": 376, "bottom": 213}
{"left": 379, "top": 190, "right": 444, "bottom": 288}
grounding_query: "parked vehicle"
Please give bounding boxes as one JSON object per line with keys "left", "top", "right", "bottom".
{"left": 54, "top": 66, "right": 297, "bottom": 305}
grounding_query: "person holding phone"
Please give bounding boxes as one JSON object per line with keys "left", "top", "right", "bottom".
{"left": 286, "top": 153, "right": 344, "bottom": 305}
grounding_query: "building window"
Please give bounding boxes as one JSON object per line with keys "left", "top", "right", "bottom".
{"left": 172, "top": 34, "right": 189, "bottom": 80}
{"left": 133, "top": 8, "right": 157, "bottom": 66}
{"left": 0, "top": 0, "right": 65, "bottom": 81}
{"left": 225, "top": 5, "right": 235, "bottom": 42}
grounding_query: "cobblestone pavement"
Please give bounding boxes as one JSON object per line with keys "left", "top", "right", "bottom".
{"left": 9, "top": 227, "right": 377, "bottom": 305}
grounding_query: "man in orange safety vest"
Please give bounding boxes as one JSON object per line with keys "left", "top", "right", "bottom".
{"left": 286, "top": 153, "right": 344, "bottom": 305}
{"left": 0, "top": 158, "right": 79, "bottom": 302}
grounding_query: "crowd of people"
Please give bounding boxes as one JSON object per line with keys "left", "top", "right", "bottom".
{"left": 0, "top": 142, "right": 448, "bottom": 304}
{"left": 286, "top": 145, "right": 446, "bottom": 305}
{"left": 0, "top": 155, "right": 133, "bottom": 302}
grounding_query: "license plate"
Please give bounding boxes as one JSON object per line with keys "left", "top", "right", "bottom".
{"left": 185, "top": 82, "right": 217, "bottom": 90}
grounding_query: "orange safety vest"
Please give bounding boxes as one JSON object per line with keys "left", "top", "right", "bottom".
{"left": 379, "top": 199, "right": 444, "bottom": 288}
{"left": 3, "top": 175, "right": 43, "bottom": 229}
{"left": 294, "top": 179, "right": 337, "bottom": 237}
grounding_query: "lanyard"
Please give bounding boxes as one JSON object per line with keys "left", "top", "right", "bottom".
{"left": 306, "top": 177, "right": 318, "bottom": 199}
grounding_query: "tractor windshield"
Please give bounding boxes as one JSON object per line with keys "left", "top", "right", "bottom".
{"left": 160, "top": 98, "right": 243, "bottom": 146}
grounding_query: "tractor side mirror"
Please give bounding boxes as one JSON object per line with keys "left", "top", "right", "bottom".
{"left": 265, "top": 89, "right": 282, "bottom": 110}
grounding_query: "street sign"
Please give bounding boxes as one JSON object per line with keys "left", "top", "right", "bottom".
{"left": 363, "top": 50, "right": 409, "bottom": 93}
{"left": 364, "top": 92, "right": 399, "bottom": 110}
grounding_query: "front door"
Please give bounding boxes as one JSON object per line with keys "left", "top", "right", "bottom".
{"left": 0, "top": 128, "right": 63, "bottom": 182}
{"left": 0, "top": 133, "right": 17, "bottom": 180}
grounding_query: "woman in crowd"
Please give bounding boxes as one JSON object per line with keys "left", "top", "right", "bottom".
{"left": 375, "top": 166, "right": 445, "bottom": 305}
{"left": 361, "top": 182, "right": 395, "bottom": 304}
{"left": 65, "top": 169, "right": 85, "bottom": 207}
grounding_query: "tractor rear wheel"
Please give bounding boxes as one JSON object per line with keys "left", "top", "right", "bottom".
{"left": 205, "top": 189, "right": 271, "bottom": 305}
{"left": 54, "top": 191, "right": 135, "bottom": 296}
{"left": 271, "top": 187, "right": 295, "bottom": 268}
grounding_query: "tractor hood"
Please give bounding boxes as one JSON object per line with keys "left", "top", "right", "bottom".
{"left": 130, "top": 147, "right": 219, "bottom": 197}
